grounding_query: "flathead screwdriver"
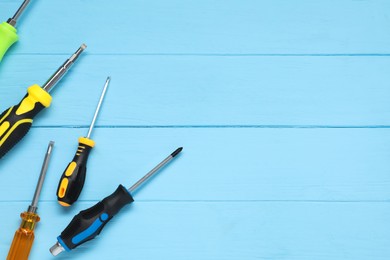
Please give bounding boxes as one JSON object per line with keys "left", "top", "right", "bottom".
{"left": 50, "top": 147, "right": 183, "bottom": 256}
{"left": 0, "top": 0, "right": 31, "bottom": 61}
{"left": 56, "top": 77, "right": 110, "bottom": 207}
{"left": 7, "top": 141, "right": 54, "bottom": 260}
{"left": 0, "top": 44, "right": 86, "bottom": 159}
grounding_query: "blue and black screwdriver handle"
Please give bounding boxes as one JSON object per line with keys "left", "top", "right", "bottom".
{"left": 50, "top": 147, "right": 183, "bottom": 256}
{"left": 56, "top": 77, "right": 110, "bottom": 207}
{"left": 0, "top": 44, "right": 86, "bottom": 159}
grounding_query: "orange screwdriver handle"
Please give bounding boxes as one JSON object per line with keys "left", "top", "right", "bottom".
{"left": 7, "top": 212, "right": 40, "bottom": 260}
{"left": 56, "top": 137, "right": 95, "bottom": 207}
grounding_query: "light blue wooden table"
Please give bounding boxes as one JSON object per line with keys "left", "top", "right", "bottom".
{"left": 0, "top": 0, "right": 390, "bottom": 259}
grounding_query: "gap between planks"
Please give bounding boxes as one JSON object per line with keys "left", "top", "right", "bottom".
{"left": 6, "top": 53, "right": 390, "bottom": 57}
{"left": 30, "top": 125, "right": 390, "bottom": 129}
{"left": 1, "top": 200, "right": 390, "bottom": 203}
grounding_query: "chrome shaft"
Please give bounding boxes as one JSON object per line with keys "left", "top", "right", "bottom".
{"left": 7, "top": 0, "right": 31, "bottom": 26}
{"left": 128, "top": 147, "right": 183, "bottom": 193}
{"left": 42, "top": 44, "right": 87, "bottom": 92}
{"left": 86, "top": 77, "right": 111, "bottom": 139}
{"left": 28, "top": 141, "right": 54, "bottom": 213}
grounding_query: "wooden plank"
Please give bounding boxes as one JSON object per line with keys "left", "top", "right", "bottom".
{"left": 0, "top": 0, "right": 389, "bottom": 54}
{"left": 1, "top": 55, "right": 390, "bottom": 126}
{"left": 0, "top": 201, "right": 388, "bottom": 259}
{"left": 0, "top": 128, "right": 389, "bottom": 201}
{"left": 0, "top": 1, "right": 387, "bottom": 260}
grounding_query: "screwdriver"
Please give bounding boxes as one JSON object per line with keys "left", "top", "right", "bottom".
{"left": 56, "top": 77, "right": 110, "bottom": 207}
{"left": 0, "top": 0, "right": 31, "bottom": 61}
{"left": 50, "top": 147, "right": 183, "bottom": 256}
{"left": 0, "top": 44, "right": 86, "bottom": 159}
{"left": 7, "top": 141, "right": 54, "bottom": 260}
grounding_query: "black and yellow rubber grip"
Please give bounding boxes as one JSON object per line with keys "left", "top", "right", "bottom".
{"left": 57, "top": 137, "right": 95, "bottom": 207}
{"left": 0, "top": 85, "right": 52, "bottom": 159}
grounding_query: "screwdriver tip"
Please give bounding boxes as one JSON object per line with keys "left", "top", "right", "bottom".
{"left": 106, "top": 76, "right": 111, "bottom": 81}
{"left": 46, "top": 141, "right": 54, "bottom": 156}
{"left": 80, "top": 43, "right": 87, "bottom": 50}
{"left": 171, "top": 147, "right": 183, "bottom": 157}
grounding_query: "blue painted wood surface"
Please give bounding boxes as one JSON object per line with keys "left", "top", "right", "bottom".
{"left": 0, "top": 0, "right": 389, "bottom": 259}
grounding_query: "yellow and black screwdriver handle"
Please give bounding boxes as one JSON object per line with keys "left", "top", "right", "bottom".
{"left": 0, "top": 85, "right": 51, "bottom": 158}
{"left": 57, "top": 137, "right": 95, "bottom": 207}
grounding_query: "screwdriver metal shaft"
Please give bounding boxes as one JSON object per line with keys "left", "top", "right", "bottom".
{"left": 29, "top": 141, "right": 54, "bottom": 213}
{"left": 42, "top": 44, "right": 87, "bottom": 92}
{"left": 129, "top": 147, "right": 183, "bottom": 193}
{"left": 87, "top": 77, "right": 110, "bottom": 138}
{"left": 7, "top": 0, "right": 31, "bottom": 26}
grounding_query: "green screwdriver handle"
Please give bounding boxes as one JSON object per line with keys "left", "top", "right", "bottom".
{"left": 0, "top": 22, "right": 18, "bottom": 61}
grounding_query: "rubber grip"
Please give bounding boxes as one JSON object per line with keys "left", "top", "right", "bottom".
{"left": 58, "top": 185, "right": 134, "bottom": 250}
{"left": 0, "top": 22, "right": 18, "bottom": 61}
{"left": 56, "top": 139, "right": 94, "bottom": 206}
{"left": 0, "top": 85, "right": 51, "bottom": 159}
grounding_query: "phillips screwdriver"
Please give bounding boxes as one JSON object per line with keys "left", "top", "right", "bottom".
{"left": 0, "top": 0, "right": 31, "bottom": 61}
{"left": 56, "top": 77, "right": 110, "bottom": 207}
{"left": 7, "top": 141, "right": 54, "bottom": 260}
{"left": 50, "top": 147, "right": 183, "bottom": 256}
{"left": 0, "top": 44, "right": 86, "bottom": 159}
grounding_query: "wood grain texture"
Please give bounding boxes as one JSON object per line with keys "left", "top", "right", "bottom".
{"left": 0, "top": 202, "right": 389, "bottom": 260}
{"left": 0, "top": 0, "right": 389, "bottom": 259}
{"left": 1, "top": 0, "right": 390, "bottom": 54}
{"left": 0, "top": 128, "right": 390, "bottom": 202}
{"left": 1, "top": 55, "right": 390, "bottom": 126}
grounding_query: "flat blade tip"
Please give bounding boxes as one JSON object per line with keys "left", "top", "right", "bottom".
{"left": 81, "top": 43, "right": 87, "bottom": 50}
{"left": 47, "top": 141, "right": 55, "bottom": 152}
